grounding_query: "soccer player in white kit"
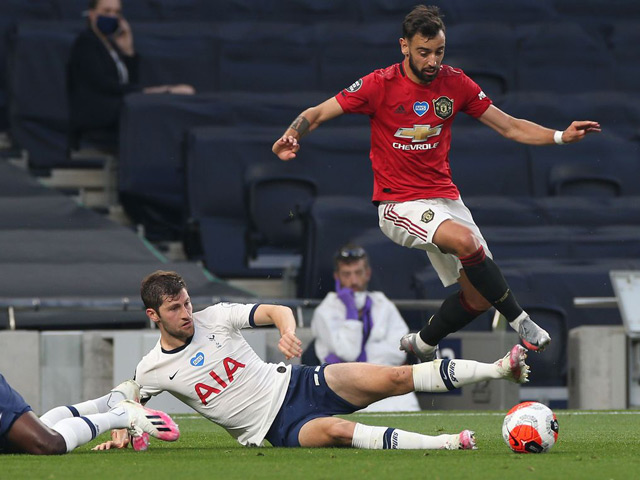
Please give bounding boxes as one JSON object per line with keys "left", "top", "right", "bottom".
{"left": 100, "top": 270, "right": 531, "bottom": 451}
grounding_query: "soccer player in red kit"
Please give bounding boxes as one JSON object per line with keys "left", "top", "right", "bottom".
{"left": 272, "top": 5, "right": 600, "bottom": 362}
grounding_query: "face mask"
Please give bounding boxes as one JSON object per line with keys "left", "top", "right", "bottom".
{"left": 96, "top": 15, "right": 119, "bottom": 36}
{"left": 354, "top": 291, "right": 368, "bottom": 310}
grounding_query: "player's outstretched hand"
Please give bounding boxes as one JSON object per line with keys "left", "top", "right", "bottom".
{"left": 92, "top": 429, "right": 130, "bottom": 451}
{"left": 272, "top": 135, "right": 300, "bottom": 161}
{"left": 561, "top": 120, "right": 601, "bottom": 143}
{"left": 278, "top": 330, "right": 302, "bottom": 360}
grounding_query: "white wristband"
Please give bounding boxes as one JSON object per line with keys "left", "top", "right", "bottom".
{"left": 554, "top": 130, "right": 565, "bottom": 145}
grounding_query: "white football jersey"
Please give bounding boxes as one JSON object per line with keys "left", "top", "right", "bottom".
{"left": 135, "top": 303, "right": 291, "bottom": 447}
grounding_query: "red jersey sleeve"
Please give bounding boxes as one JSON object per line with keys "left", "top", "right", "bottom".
{"left": 334, "top": 70, "right": 383, "bottom": 116}
{"left": 458, "top": 71, "right": 492, "bottom": 118}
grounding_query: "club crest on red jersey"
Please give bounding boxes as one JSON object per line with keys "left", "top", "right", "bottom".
{"left": 433, "top": 96, "right": 454, "bottom": 119}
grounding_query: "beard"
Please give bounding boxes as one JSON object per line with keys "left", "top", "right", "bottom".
{"left": 408, "top": 53, "right": 439, "bottom": 84}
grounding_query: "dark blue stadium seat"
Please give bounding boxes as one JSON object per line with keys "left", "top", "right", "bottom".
{"left": 299, "top": 196, "right": 379, "bottom": 298}
{"left": 185, "top": 125, "right": 373, "bottom": 278}
{"left": 357, "top": 0, "right": 458, "bottom": 24}
{"left": 54, "top": 0, "right": 159, "bottom": 20}
{"left": 515, "top": 22, "right": 615, "bottom": 93}
{"left": 609, "top": 21, "right": 640, "bottom": 92}
{"left": 262, "top": 0, "right": 361, "bottom": 23}
{"left": 554, "top": 0, "right": 640, "bottom": 23}
{"left": 452, "top": 0, "right": 557, "bottom": 24}
{"left": 244, "top": 163, "right": 318, "bottom": 261}
{"left": 118, "top": 91, "right": 352, "bottom": 238}
{"left": 445, "top": 23, "right": 517, "bottom": 98}
{"left": 8, "top": 21, "right": 83, "bottom": 170}
{"left": 316, "top": 22, "right": 403, "bottom": 92}
{"left": 504, "top": 91, "right": 640, "bottom": 143}
{"left": 448, "top": 127, "right": 532, "bottom": 196}
{"left": 465, "top": 196, "right": 640, "bottom": 227}
{"left": 529, "top": 133, "right": 640, "bottom": 197}
{"left": 482, "top": 225, "right": 640, "bottom": 260}
{"left": 217, "top": 22, "right": 318, "bottom": 92}
{"left": 133, "top": 23, "right": 217, "bottom": 92}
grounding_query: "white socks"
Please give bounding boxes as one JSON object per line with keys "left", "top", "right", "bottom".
{"left": 40, "top": 390, "right": 130, "bottom": 452}
{"left": 49, "top": 403, "right": 131, "bottom": 453}
{"left": 412, "top": 358, "right": 500, "bottom": 392}
{"left": 351, "top": 423, "right": 460, "bottom": 450}
{"left": 40, "top": 390, "right": 128, "bottom": 427}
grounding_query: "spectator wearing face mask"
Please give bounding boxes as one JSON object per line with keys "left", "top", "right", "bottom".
{"left": 67, "top": 0, "right": 195, "bottom": 149}
{"left": 308, "top": 244, "right": 420, "bottom": 412}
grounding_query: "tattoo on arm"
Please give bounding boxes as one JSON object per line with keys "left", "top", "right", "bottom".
{"left": 289, "top": 115, "right": 310, "bottom": 137}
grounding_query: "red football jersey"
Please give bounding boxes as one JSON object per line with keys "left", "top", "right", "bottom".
{"left": 335, "top": 63, "right": 492, "bottom": 202}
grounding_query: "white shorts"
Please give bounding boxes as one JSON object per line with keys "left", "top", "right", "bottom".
{"left": 378, "top": 198, "right": 492, "bottom": 287}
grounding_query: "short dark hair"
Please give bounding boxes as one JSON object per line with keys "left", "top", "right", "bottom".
{"left": 333, "top": 243, "right": 369, "bottom": 272}
{"left": 88, "top": 0, "right": 99, "bottom": 9}
{"left": 141, "top": 270, "right": 187, "bottom": 312}
{"left": 402, "top": 5, "right": 446, "bottom": 40}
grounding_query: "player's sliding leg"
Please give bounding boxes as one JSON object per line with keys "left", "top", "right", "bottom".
{"left": 50, "top": 399, "right": 179, "bottom": 453}
{"left": 40, "top": 379, "right": 140, "bottom": 427}
{"left": 412, "top": 344, "right": 530, "bottom": 393}
{"left": 352, "top": 423, "right": 476, "bottom": 450}
{"left": 298, "top": 417, "right": 476, "bottom": 450}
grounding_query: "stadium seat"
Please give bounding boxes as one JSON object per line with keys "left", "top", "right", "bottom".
{"left": 505, "top": 91, "right": 640, "bottom": 143}
{"left": 448, "top": 127, "right": 532, "bottom": 196}
{"left": 118, "top": 91, "right": 348, "bottom": 239}
{"left": 451, "top": 0, "right": 557, "bottom": 24}
{"left": 515, "top": 22, "right": 615, "bottom": 93}
{"left": 554, "top": 0, "right": 640, "bottom": 23}
{"left": 244, "top": 163, "right": 318, "bottom": 263}
{"left": 609, "top": 21, "right": 640, "bottom": 92}
{"left": 317, "top": 22, "right": 403, "bottom": 92}
{"left": 299, "top": 196, "right": 379, "bottom": 298}
{"left": 133, "top": 23, "right": 217, "bottom": 92}
{"left": 262, "top": 0, "right": 361, "bottom": 23}
{"left": 445, "top": 23, "right": 517, "bottom": 98}
{"left": 357, "top": 0, "right": 458, "bottom": 24}
{"left": 548, "top": 164, "right": 621, "bottom": 197}
{"left": 217, "top": 22, "right": 318, "bottom": 92}
{"left": 529, "top": 133, "right": 640, "bottom": 197}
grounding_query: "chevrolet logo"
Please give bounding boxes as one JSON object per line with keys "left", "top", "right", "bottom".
{"left": 394, "top": 124, "right": 442, "bottom": 143}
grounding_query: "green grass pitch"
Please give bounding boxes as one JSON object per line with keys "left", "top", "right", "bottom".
{"left": 1, "top": 410, "right": 638, "bottom": 480}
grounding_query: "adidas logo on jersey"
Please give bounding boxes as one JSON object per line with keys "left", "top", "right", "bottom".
{"left": 394, "top": 105, "right": 406, "bottom": 114}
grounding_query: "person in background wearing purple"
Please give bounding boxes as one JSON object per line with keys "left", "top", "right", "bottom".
{"left": 309, "top": 244, "right": 420, "bottom": 411}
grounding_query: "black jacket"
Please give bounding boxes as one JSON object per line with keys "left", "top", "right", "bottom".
{"left": 67, "top": 28, "right": 140, "bottom": 137}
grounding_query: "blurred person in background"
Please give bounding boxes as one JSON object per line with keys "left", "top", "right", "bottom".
{"left": 309, "top": 243, "right": 420, "bottom": 412}
{"left": 68, "top": 0, "right": 194, "bottom": 149}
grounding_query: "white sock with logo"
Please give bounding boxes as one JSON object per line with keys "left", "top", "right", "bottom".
{"left": 50, "top": 406, "right": 129, "bottom": 453}
{"left": 40, "top": 391, "right": 127, "bottom": 427}
{"left": 351, "top": 423, "right": 460, "bottom": 450}
{"left": 412, "top": 359, "right": 500, "bottom": 392}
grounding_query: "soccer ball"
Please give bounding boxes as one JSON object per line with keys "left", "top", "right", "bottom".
{"left": 502, "top": 401, "right": 559, "bottom": 453}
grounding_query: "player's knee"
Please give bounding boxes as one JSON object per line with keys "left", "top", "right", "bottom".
{"left": 387, "top": 366, "right": 412, "bottom": 392}
{"left": 454, "top": 232, "right": 482, "bottom": 257}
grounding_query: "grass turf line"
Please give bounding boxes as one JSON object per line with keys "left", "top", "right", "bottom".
{"left": 1, "top": 410, "right": 638, "bottom": 480}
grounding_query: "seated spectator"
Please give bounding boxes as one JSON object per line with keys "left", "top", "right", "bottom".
{"left": 67, "top": 0, "right": 195, "bottom": 149}
{"left": 309, "top": 244, "right": 420, "bottom": 412}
